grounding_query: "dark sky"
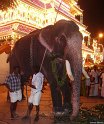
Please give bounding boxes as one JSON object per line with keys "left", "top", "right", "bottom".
{"left": 78, "top": 0, "right": 104, "bottom": 38}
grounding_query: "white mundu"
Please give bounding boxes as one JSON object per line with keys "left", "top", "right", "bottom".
{"left": 82, "top": 67, "right": 90, "bottom": 79}
{"left": 65, "top": 60, "right": 74, "bottom": 81}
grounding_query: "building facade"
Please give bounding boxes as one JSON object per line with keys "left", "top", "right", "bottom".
{"left": 0, "top": 0, "right": 103, "bottom": 83}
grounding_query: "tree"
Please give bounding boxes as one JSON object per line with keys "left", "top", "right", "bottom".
{"left": 0, "top": 0, "right": 17, "bottom": 11}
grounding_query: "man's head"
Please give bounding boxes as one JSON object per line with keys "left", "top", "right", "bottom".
{"left": 34, "top": 66, "right": 40, "bottom": 74}
{"left": 13, "top": 66, "right": 20, "bottom": 74}
{"left": 93, "top": 65, "right": 97, "bottom": 71}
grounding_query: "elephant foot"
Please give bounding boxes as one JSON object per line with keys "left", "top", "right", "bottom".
{"left": 69, "top": 115, "right": 77, "bottom": 121}
{"left": 54, "top": 110, "right": 70, "bottom": 117}
{"left": 54, "top": 113, "right": 70, "bottom": 123}
{"left": 54, "top": 112, "right": 64, "bottom": 117}
{"left": 22, "top": 115, "right": 30, "bottom": 120}
{"left": 53, "top": 107, "right": 71, "bottom": 118}
{"left": 64, "top": 108, "right": 72, "bottom": 115}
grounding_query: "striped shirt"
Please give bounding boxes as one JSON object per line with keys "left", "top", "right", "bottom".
{"left": 5, "top": 73, "right": 21, "bottom": 91}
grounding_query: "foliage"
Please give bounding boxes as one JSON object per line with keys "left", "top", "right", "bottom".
{"left": 51, "top": 58, "right": 67, "bottom": 87}
{"left": 73, "top": 104, "right": 104, "bottom": 123}
{"left": 0, "top": 0, "right": 17, "bottom": 11}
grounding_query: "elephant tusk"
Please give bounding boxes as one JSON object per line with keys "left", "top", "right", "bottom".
{"left": 65, "top": 60, "right": 74, "bottom": 81}
{"left": 82, "top": 67, "right": 90, "bottom": 79}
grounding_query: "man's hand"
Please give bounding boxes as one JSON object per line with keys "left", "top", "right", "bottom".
{"left": 9, "top": 89, "right": 14, "bottom": 92}
{"left": 25, "top": 81, "right": 29, "bottom": 86}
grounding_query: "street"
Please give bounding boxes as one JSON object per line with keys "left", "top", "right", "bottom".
{"left": 0, "top": 84, "right": 104, "bottom": 124}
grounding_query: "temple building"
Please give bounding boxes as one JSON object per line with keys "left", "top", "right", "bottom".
{"left": 0, "top": 0, "right": 90, "bottom": 40}
{"left": 0, "top": 0, "right": 103, "bottom": 83}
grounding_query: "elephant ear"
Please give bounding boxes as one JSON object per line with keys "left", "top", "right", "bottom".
{"left": 51, "top": 32, "right": 67, "bottom": 58}
{"left": 38, "top": 25, "right": 54, "bottom": 52}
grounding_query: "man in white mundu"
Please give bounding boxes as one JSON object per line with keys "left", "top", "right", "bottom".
{"left": 23, "top": 67, "right": 44, "bottom": 121}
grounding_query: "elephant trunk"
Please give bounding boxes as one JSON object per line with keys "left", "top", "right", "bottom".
{"left": 70, "top": 59, "right": 82, "bottom": 120}
{"left": 71, "top": 55, "right": 82, "bottom": 120}
{"left": 66, "top": 37, "right": 82, "bottom": 120}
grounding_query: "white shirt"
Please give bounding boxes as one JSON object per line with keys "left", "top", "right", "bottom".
{"left": 101, "top": 72, "right": 104, "bottom": 85}
{"left": 31, "top": 72, "right": 44, "bottom": 94}
{"left": 82, "top": 67, "right": 90, "bottom": 79}
{"left": 90, "top": 69, "right": 99, "bottom": 83}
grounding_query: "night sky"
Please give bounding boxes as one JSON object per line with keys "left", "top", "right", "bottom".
{"left": 78, "top": 0, "right": 104, "bottom": 39}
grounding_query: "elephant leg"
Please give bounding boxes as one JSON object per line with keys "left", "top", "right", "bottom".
{"left": 42, "top": 65, "right": 63, "bottom": 113}
{"left": 60, "top": 80, "right": 72, "bottom": 111}
{"left": 50, "top": 83, "right": 63, "bottom": 112}
{"left": 69, "top": 75, "right": 81, "bottom": 121}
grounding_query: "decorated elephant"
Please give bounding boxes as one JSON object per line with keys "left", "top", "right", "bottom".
{"left": 8, "top": 19, "right": 83, "bottom": 120}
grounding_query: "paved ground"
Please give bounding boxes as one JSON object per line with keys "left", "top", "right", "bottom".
{"left": 0, "top": 84, "right": 104, "bottom": 124}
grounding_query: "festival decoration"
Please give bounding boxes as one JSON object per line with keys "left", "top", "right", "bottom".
{"left": 0, "top": 0, "right": 17, "bottom": 11}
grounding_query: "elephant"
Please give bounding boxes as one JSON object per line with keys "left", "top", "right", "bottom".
{"left": 8, "top": 19, "right": 83, "bottom": 120}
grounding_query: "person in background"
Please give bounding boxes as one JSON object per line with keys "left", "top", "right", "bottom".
{"left": 22, "top": 67, "right": 44, "bottom": 121}
{"left": 80, "top": 67, "right": 90, "bottom": 97}
{"left": 85, "top": 68, "right": 91, "bottom": 97}
{"left": 90, "top": 66, "right": 99, "bottom": 96}
{"left": 5, "top": 66, "right": 22, "bottom": 119}
{"left": 80, "top": 73, "right": 86, "bottom": 96}
{"left": 100, "top": 69, "right": 104, "bottom": 98}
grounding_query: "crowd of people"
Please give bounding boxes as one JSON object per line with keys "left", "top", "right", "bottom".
{"left": 81, "top": 65, "right": 104, "bottom": 98}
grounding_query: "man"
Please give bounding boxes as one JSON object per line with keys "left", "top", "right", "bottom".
{"left": 5, "top": 66, "right": 22, "bottom": 119}
{"left": 100, "top": 69, "right": 104, "bottom": 98}
{"left": 23, "top": 67, "right": 44, "bottom": 121}
{"left": 90, "top": 66, "right": 99, "bottom": 96}
{"left": 82, "top": 67, "right": 90, "bottom": 97}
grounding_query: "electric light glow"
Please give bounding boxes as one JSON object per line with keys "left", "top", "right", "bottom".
{"left": 0, "top": 0, "right": 103, "bottom": 65}
{"left": 98, "top": 33, "right": 103, "bottom": 38}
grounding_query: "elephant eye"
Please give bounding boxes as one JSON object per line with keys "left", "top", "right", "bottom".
{"left": 59, "top": 35, "right": 66, "bottom": 48}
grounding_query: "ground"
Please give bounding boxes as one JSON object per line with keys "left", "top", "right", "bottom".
{"left": 0, "top": 84, "right": 104, "bottom": 124}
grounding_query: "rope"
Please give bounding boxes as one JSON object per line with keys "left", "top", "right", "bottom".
{"left": 26, "top": 84, "right": 28, "bottom": 106}
{"left": 30, "top": 37, "right": 34, "bottom": 70}
{"left": 38, "top": 0, "right": 63, "bottom": 72}
{"left": 54, "top": 0, "right": 63, "bottom": 23}
{"left": 29, "top": 0, "right": 63, "bottom": 72}
{"left": 28, "top": 1, "right": 63, "bottom": 113}
{"left": 30, "top": 37, "right": 47, "bottom": 72}
{"left": 39, "top": 49, "right": 47, "bottom": 72}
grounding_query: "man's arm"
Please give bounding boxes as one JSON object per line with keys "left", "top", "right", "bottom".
{"left": 28, "top": 83, "right": 36, "bottom": 89}
{"left": 4, "top": 75, "right": 14, "bottom": 92}
{"left": 4, "top": 83, "right": 13, "bottom": 92}
{"left": 82, "top": 67, "right": 90, "bottom": 79}
{"left": 26, "top": 77, "right": 36, "bottom": 89}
